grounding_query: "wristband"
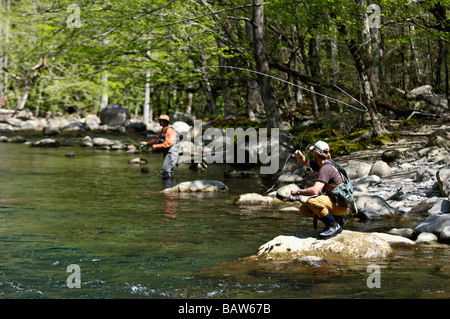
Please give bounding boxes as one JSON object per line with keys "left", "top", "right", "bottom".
{"left": 297, "top": 189, "right": 301, "bottom": 195}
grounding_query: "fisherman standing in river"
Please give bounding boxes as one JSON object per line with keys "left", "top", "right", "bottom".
{"left": 140, "top": 114, "right": 179, "bottom": 179}
{"left": 291, "top": 141, "right": 349, "bottom": 239}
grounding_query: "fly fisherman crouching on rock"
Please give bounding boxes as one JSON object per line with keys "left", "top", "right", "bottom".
{"left": 291, "top": 141, "right": 355, "bottom": 239}
{"left": 140, "top": 114, "right": 180, "bottom": 179}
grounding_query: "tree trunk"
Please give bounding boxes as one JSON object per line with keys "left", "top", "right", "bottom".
{"left": 308, "top": 35, "right": 320, "bottom": 116}
{"left": 17, "top": 84, "right": 30, "bottom": 110}
{"left": 1, "top": 0, "right": 10, "bottom": 102}
{"left": 330, "top": 29, "right": 342, "bottom": 112}
{"left": 201, "top": 52, "right": 218, "bottom": 117}
{"left": 218, "top": 40, "right": 232, "bottom": 116}
{"left": 100, "top": 70, "right": 108, "bottom": 110}
{"left": 252, "top": 0, "right": 282, "bottom": 129}
{"left": 338, "top": 24, "right": 387, "bottom": 136}
{"left": 245, "top": 20, "right": 264, "bottom": 120}
{"left": 143, "top": 70, "right": 151, "bottom": 124}
{"left": 435, "top": 39, "right": 443, "bottom": 92}
{"left": 409, "top": 25, "right": 425, "bottom": 86}
{"left": 360, "top": 0, "right": 380, "bottom": 99}
{"left": 185, "top": 90, "right": 193, "bottom": 116}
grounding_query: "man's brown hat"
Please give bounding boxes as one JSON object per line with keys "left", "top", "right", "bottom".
{"left": 157, "top": 114, "right": 171, "bottom": 123}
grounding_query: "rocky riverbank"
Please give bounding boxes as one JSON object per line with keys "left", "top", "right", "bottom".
{"left": 235, "top": 123, "right": 450, "bottom": 247}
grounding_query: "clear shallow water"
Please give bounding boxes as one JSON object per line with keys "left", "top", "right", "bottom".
{"left": 0, "top": 141, "right": 448, "bottom": 299}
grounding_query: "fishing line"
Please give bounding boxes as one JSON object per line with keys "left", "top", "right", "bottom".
{"left": 193, "top": 65, "right": 368, "bottom": 113}
{"left": 257, "top": 153, "right": 296, "bottom": 193}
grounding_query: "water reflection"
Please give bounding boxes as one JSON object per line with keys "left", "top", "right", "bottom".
{"left": 162, "top": 179, "right": 179, "bottom": 220}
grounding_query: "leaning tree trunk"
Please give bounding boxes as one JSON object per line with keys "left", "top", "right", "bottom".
{"left": 252, "top": 0, "right": 282, "bottom": 129}
{"left": 338, "top": 24, "right": 387, "bottom": 136}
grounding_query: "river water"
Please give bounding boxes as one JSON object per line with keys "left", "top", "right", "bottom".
{"left": 0, "top": 141, "right": 448, "bottom": 299}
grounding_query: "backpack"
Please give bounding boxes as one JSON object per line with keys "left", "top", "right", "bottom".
{"left": 323, "top": 161, "right": 357, "bottom": 214}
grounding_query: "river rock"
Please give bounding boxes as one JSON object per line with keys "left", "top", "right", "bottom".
{"left": 99, "top": 104, "right": 131, "bottom": 127}
{"left": 406, "top": 85, "right": 433, "bottom": 99}
{"left": 7, "top": 135, "right": 26, "bottom": 143}
{"left": 343, "top": 161, "right": 372, "bottom": 179}
{"left": 371, "top": 232, "right": 416, "bottom": 247}
{"left": 415, "top": 215, "right": 450, "bottom": 243}
{"left": 126, "top": 122, "right": 147, "bottom": 133}
{"left": 388, "top": 228, "right": 414, "bottom": 239}
{"left": 427, "top": 199, "right": 450, "bottom": 216}
{"left": 276, "top": 184, "right": 300, "bottom": 201}
{"left": 128, "top": 158, "right": 148, "bottom": 164}
{"left": 43, "top": 126, "right": 61, "bottom": 136}
{"left": 381, "top": 150, "right": 404, "bottom": 163}
{"left": 369, "top": 160, "right": 391, "bottom": 178}
{"left": 30, "top": 138, "right": 60, "bottom": 147}
{"left": 47, "top": 117, "right": 70, "bottom": 130}
{"left": 163, "top": 180, "right": 229, "bottom": 193}
{"left": 255, "top": 231, "right": 393, "bottom": 260}
{"left": 92, "top": 137, "right": 116, "bottom": 147}
{"left": 91, "top": 137, "right": 126, "bottom": 150}
{"left": 440, "top": 226, "right": 450, "bottom": 244}
{"left": 80, "top": 136, "right": 94, "bottom": 147}
{"left": 353, "top": 175, "right": 382, "bottom": 187}
{"left": 426, "top": 129, "right": 450, "bottom": 150}
{"left": 355, "top": 195, "right": 400, "bottom": 218}
{"left": 415, "top": 232, "right": 438, "bottom": 244}
{"left": 84, "top": 114, "right": 101, "bottom": 131}
{"left": 63, "top": 121, "right": 88, "bottom": 132}
{"left": 234, "top": 193, "right": 274, "bottom": 205}
{"left": 436, "top": 165, "right": 450, "bottom": 198}
{"left": 20, "top": 118, "right": 47, "bottom": 131}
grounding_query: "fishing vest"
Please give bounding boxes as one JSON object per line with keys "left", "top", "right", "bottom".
{"left": 157, "top": 125, "right": 180, "bottom": 152}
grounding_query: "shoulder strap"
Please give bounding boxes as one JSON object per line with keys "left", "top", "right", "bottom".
{"left": 323, "top": 161, "right": 349, "bottom": 183}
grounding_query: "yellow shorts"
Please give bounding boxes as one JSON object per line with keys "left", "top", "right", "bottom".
{"left": 300, "top": 194, "right": 348, "bottom": 219}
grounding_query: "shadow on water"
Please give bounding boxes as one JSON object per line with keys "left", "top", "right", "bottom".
{"left": 0, "top": 142, "right": 448, "bottom": 298}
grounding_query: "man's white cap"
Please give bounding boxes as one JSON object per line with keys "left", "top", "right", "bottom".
{"left": 310, "top": 141, "right": 330, "bottom": 154}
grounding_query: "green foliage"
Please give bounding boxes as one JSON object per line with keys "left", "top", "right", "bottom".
{"left": 0, "top": 0, "right": 447, "bottom": 133}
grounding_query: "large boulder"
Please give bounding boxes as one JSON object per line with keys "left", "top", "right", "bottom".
{"left": 276, "top": 183, "right": 300, "bottom": 201}
{"left": 381, "top": 150, "right": 404, "bottom": 163}
{"left": 343, "top": 161, "right": 372, "bottom": 179}
{"left": 255, "top": 231, "right": 393, "bottom": 260}
{"left": 406, "top": 85, "right": 433, "bottom": 99}
{"left": 415, "top": 215, "right": 450, "bottom": 243}
{"left": 436, "top": 165, "right": 450, "bottom": 199}
{"left": 426, "top": 129, "right": 450, "bottom": 149}
{"left": 355, "top": 195, "right": 401, "bottom": 219}
{"left": 369, "top": 160, "right": 391, "bottom": 178}
{"left": 162, "top": 180, "right": 229, "bottom": 193}
{"left": 99, "top": 104, "right": 130, "bottom": 127}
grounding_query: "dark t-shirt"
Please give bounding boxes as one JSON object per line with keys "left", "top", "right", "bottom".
{"left": 310, "top": 160, "right": 343, "bottom": 186}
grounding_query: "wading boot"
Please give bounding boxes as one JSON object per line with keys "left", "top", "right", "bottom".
{"left": 319, "top": 213, "right": 342, "bottom": 239}
{"left": 334, "top": 215, "right": 347, "bottom": 227}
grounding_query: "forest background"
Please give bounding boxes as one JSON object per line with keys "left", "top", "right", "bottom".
{"left": 0, "top": 0, "right": 448, "bottom": 154}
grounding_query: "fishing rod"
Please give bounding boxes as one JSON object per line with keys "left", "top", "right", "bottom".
{"left": 126, "top": 137, "right": 148, "bottom": 154}
{"left": 192, "top": 65, "right": 369, "bottom": 113}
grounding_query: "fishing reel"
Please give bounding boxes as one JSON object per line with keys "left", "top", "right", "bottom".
{"left": 291, "top": 150, "right": 303, "bottom": 158}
